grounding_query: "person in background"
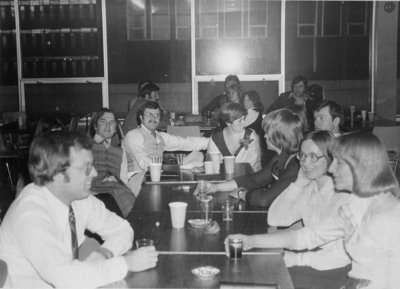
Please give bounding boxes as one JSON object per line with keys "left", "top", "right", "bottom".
{"left": 89, "top": 108, "right": 135, "bottom": 218}
{"left": 225, "top": 132, "right": 400, "bottom": 289}
{"left": 203, "top": 109, "right": 302, "bottom": 209}
{"left": 314, "top": 100, "right": 344, "bottom": 137}
{"left": 243, "top": 90, "right": 264, "bottom": 134}
{"left": 267, "top": 76, "right": 322, "bottom": 131}
{"left": 268, "top": 131, "right": 351, "bottom": 271}
{"left": 0, "top": 131, "right": 158, "bottom": 288}
{"left": 16, "top": 116, "right": 66, "bottom": 196}
{"left": 122, "top": 80, "right": 160, "bottom": 134}
{"left": 201, "top": 74, "right": 241, "bottom": 116}
{"left": 207, "top": 103, "right": 261, "bottom": 172}
{"left": 123, "top": 101, "right": 209, "bottom": 195}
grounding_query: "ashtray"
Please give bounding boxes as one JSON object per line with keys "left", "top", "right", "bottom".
{"left": 191, "top": 266, "right": 220, "bottom": 278}
{"left": 188, "top": 219, "right": 208, "bottom": 229}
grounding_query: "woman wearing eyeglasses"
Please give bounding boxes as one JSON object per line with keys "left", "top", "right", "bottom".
{"left": 268, "top": 130, "right": 351, "bottom": 271}
{"left": 225, "top": 132, "right": 400, "bottom": 289}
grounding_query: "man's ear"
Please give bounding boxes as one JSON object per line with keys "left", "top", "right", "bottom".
{"left": 53, "top": 171, "right": 69, "bottom": 184}
{"left": 139, "top": 115, "right": 144, "bottom": 122}
{"left": 333, "top": 117, "right": 340, "bottom": 127}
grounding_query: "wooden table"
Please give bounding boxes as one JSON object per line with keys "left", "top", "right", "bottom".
{"left": 120, "top": 254, "right": 293, "bottom": 289}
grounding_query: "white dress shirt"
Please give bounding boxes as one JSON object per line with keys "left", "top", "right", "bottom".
{"left": 289, "top": 193, "right": 400, "bottom": 288}
{"left": 0, "top": 183, "right": 133, "bottom": 288}
{"left": 268, "top": 178, "right": 351, "bottom": 270}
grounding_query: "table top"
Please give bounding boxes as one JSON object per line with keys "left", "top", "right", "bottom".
{"left": 146, "top": 162, "right": 254, "bottom": 184}
{"left": 133, "top": 184, "right": 256, "bottom": 212}
{"left": 115, "top": 254, "right": 293, "bottom": 289}
{"left": 128, "top": 211, "right": 275, "bottom": 254}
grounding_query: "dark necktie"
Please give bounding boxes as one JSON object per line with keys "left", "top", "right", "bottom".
{"left": 68, "top": 205, "right": 79, "bottom": 260}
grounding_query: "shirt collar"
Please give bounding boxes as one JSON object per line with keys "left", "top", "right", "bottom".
{"left": 94, "top": 134, "right": 111, "bottom": 148}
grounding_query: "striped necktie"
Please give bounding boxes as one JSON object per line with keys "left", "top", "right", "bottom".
{"left": 68, "top": 205, "right": 79, "bottom": 260}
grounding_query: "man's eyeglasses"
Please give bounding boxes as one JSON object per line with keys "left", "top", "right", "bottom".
{"left": 70, "top": 163, "right": 93, "bottom": 176}
{"left": 143, "top": 112, "right": 160, "bottom": 119}
{"left": 98, "top": 119, "right": 117, "bottom": 127}
{"left": 297, "top": 152, "right": 325, "bottom": 163}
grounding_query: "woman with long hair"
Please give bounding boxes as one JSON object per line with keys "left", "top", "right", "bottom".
{"left": 225, "top": 132, "right": 400, "bottom": 288}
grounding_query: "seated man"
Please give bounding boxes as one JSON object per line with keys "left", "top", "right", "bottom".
{"left": 89, "top": 108, "right": 135, "bottom": 218}
{"left": 313, "top": 100, "right": 344, "bottom": 136}
{"left": 122, "top": 80, "right": 162, "bottom": 134}
{"left": 123, "top": 101, "right": 209, "bottom": 195}
{"left": 0, "top": 131, "right": 158, "bottom": 288}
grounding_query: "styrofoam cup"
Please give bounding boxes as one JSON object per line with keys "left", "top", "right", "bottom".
{"left": 204, "top": 161, "right": 214, "bottom": 174}
{"left": 169, "top": 202, "right": 188, "bottom": 229}
{"left": 149, "top": 163, "right": 162, "bottom": 182}
{"left": 224, "top": 156, "right": 236, "bottom": 174}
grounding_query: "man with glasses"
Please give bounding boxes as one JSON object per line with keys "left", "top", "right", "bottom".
{"left": 0, "top": 131, "right": 158, "bottom": 287}
{"left": 89, "top": 108, "right": 135, "bottom": 218}
{"left": 123, "top": 101, "right": 209, "bottom": 195}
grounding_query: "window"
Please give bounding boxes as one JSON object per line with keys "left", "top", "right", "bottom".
{"left": 322, "top": 1, "right": 341, "bottom": 36}
{"left": 297, "top": 1, "right": 316, "bottom": 37}
{"left": 199, "top": 0, "right": 219, "bottom": 39}
{"left": 347, "top": 1, "right": 367, "bottom": 36}
{"left": 224, "top": 0, "right": 243, "bottom": 38}
{"left": 127, "top": 0, "right": 170, "bottom": 40}
{"left": 175, "top": 0, "right": 190, "bottom": 39}
{"left": 248, "top": 0, "right": 268, "bottom": 38}
{"left": 127, "top": 0, "right": 146, "bottom": 40}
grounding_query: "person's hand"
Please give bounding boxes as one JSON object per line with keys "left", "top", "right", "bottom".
{"left": 283, "top": 251, "right": 298, "bottom": 268}
{"left": 223, "top": 234, "right": 253, "bottom": 257}
{"left": 194, "top": 181, "right": 216, "bottom": 195}
{"left": 229, "top": 187, "right": 247, "bottom": 200}
{"left": 123, "top": 246, "right": 158, "bottom": 272}
{"left": 294, "top": 168, "right": 312, "bottom": 188}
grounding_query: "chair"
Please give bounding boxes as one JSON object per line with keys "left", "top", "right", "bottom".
{"left": 0, "top": 259, "right": 7, "bottom": 287}
{"left": 68, "top": 115, "right": 80, "bottom": 132}
{"left": 0, "top": 133, "right": 21, "bottom": 191}
{"left": 372, "top": 125, "right": 400, "bottom": 173}
{"left": 167, "top": 126, "right": 201, "bottom": 137}
{"left": 2, "top": 112, "right": 26, "bottom": 125}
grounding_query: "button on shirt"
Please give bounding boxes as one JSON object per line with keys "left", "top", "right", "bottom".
{"left": 0, "top": 183, "right": 133, "bottom": 288}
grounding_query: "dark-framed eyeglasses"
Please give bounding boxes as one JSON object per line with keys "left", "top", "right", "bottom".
{"left": 297, "top": 152, "right": 325, "bottom": 163}
{"left": 98, "top": 119, "right": 117, "bottom": 127}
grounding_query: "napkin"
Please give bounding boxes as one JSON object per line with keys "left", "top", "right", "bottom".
{"left": 179, "top": 151, "right": 204, "bottom": 170}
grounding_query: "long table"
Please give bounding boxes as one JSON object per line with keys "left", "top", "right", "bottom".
{"left": 120, "top": 163, "right": 294, "bottom": 289}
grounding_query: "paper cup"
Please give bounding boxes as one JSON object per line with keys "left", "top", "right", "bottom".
{"left": 169, "top": 202, "right": 188, "bottom": 229}
{"left": 149, "top": 163, "right": 162, "bottom": 182}
{"left": 361, "top": 110, "right": 367, "bottom": 121}
{"left": 204, "top": 161, "right": 214, "bottom": 174}
{"left": 223, "top": 156, "right": 236, "bottom": 174}
{"left": 209, "top": 153, "right": 221, "bottom": 173}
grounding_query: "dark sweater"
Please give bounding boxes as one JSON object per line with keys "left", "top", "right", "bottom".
{"left": 235, "top": 151, "right": 299, "bottom": 209}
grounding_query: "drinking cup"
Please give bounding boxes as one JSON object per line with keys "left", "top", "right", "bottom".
{"left": 176, "top": 153, "right": 185, "bottom": 166}
{"left": 135, "top": 238, "right": 154, "bottom": 248}
{"left": 204, "top": 161, "right": 213, "bottom": 174}
{"left": 169, "top": 202, "right": 188, "bottom": 229}
{"left": 229, "top": 238, "right": 243, "bottom": 259}
{"left": 223, "top": 156, "right": 236, "bottom": 174}
{"left": 222, "top": 200, "right": 234, "bottom": 221}
{"left": 361, "top": 110, "right": 367, "bottom": 121}
{"left": 149, "top": 163, "right": 162, "bottom": 182}
{"left": 197, "top": 179, "right": 208, "bottom": 199}
{"left": 209, "top": 152, "right": 221, "bottom": 173}
{"left": 151, "top": 155, "right": 162, "bottom": 164}
{"left": 170, "top": 112, "right": 176, "bottom": 120}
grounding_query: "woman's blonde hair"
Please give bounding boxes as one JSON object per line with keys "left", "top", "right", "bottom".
{"left": 262, "top": 109, "right": 303, "bottom": 154}
{"left": 331, "top": 132, "right": 399, "bottom": 197}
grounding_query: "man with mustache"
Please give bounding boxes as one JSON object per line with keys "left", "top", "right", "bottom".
{"left": 122, "top": 101, "right": 209, "bottom": 195}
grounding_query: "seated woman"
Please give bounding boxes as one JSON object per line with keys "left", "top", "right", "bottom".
{"left": 225, "top": 132, "right": 400, "bottom": 289}
{"left": 268, "top": 130, "right": 351, "bottom": 270}
{"left": 242, "top": 90, "right": 264, "bottom": 134}
{"left": 208, "top": 102, "right": 261, "bottom": 172}
{"left": 89, "top": 108, "right": 135, "bottom": 218}
{"left": 205, "top": 108, "right": 303, "bottom": 209}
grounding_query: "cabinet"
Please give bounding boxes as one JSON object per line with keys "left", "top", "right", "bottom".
{"left": 18, "top": 0, "right": 103, "bottom": 78}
